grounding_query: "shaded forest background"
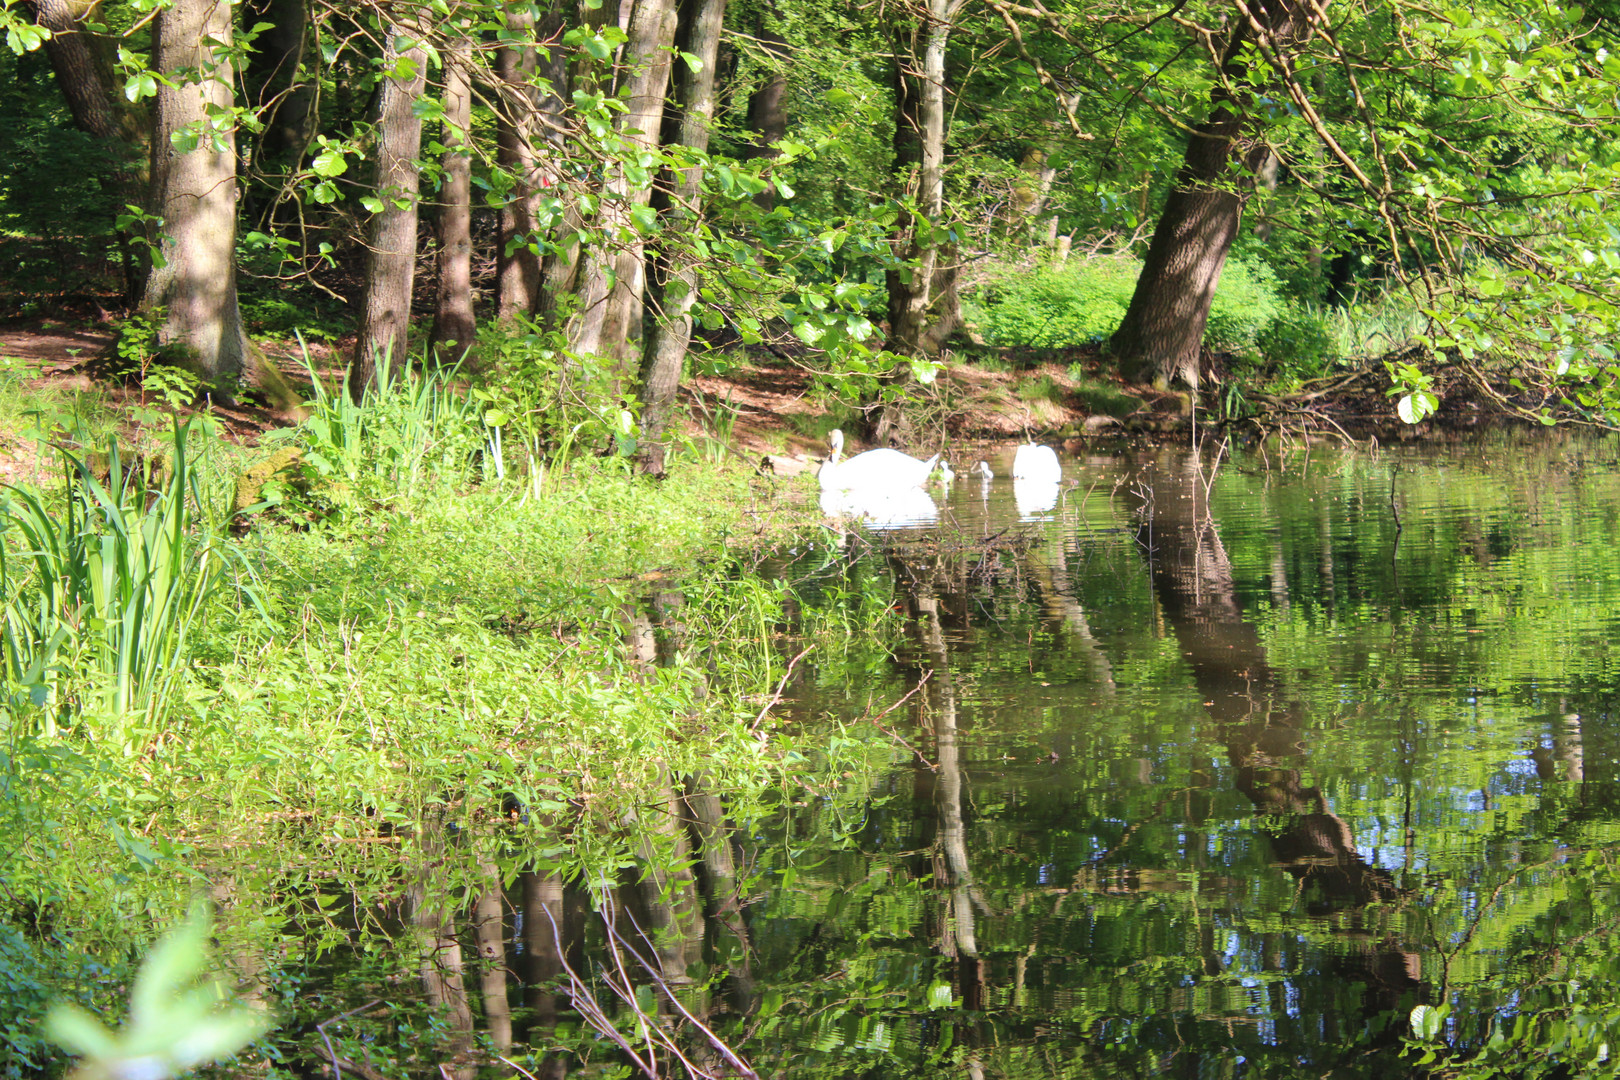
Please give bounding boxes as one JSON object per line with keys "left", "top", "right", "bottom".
{"left": 6, "top": 0, "right": 1620, "bottom": 451}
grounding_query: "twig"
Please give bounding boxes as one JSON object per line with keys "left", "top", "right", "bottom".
{"left": 317, "top": 999, "right": 382, "bottom": 1080}
{"left": 867, "top": 672, "right": 936, "bottom": 768}
{"left": 751, "top": 645, "right": 814, "bottom": 731}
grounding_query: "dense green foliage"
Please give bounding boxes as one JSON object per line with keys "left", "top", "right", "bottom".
{"left": 5, "top": 0, "right": 1620, "bottom": 423}
{"left": 970, "top": 253, "right": 1285, "bottom": 356}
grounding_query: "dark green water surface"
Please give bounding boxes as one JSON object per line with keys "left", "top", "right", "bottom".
{"left": 716, "top": 433, "right": 1620, "bottom": 1078}
{"left": 285, "top": 433, "right": 1620, "bottom": 1080}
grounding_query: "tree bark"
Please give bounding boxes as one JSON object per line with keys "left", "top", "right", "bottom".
{"left": 36, "top": 0, "right": 149, "bottom": 301}
{"left": 1109, "top": 0, "right": 1318, "bottom": 388}
{"left": 36, "top": 0, "right": 126, "bottom": 142}
{"left": 569, "top": 0, "right": 679, "bottom": 373}
{"left": 495, "top": 5, "right": 543, "bottom": 321}
{"left": 139, "top": 0, "right": 250, "bottom": 402}
{"left": 635, "top": 0, "right": 728, "bottom": 476}
{"left": 431, "top": 29, "right": 476, "bottom": 364}
{"left": 873, "top": 0, "right": 962, "bottom": 446}
{"left": 243, "top": 0, "right": 314, "bottom": 174}
{"left": 350, "top": 25, "right": 428, "bottom": 400}
{"left": 743, "top": 8, "right": 788, "bottom": 209}
{"left": 531, "top": 4, "right": 577, "bottom": 328}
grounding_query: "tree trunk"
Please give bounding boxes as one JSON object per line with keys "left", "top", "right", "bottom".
{"left": 569, "top": 0, "right": 679, "bottom": 373}
{"left": 743, "top": 8, "right": 788, "bottom": 210}
{"left": 635, "top": 0, "right": 728, "bottom": 476}
{"left": 532, "top": 4, "right": 577, "bottom": 329}
{"left": 431, "top": 30, "right": 476, "bottom": 364}
{"left": 873, "top": 0, "right": 962, "bottom": 446}
{"left": 350, "top": 25, "right": 428, "bottom": 400}
{"left": 139, "top": 0, "right": 250, "bottom": 402}
{"left": 243, "top": 0, "right": 314, "bottom": 173}
{"left": 495, "top": 6, "right": 543, "bottom": 321}
{"left": 36, "top": 0, "right": 127, "bottom": 142}
{"left": 1109, "top": 0, "right": 1318, "bottom": 388}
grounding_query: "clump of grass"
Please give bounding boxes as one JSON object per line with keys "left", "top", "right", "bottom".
{"left": 0, "top": 420, "right": 252, "bottom": 749}
{"left": 1016, "top": 373, "right": 1064, "bottom": 405}
{"left": 1064, "top": 368, "right": 1144, "bottom": 416}
{"left": 1329, "top": 294, "right": 1427, "bottom": 360}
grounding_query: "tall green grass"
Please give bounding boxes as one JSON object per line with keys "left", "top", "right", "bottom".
{"left": 0, "top": 422, "right": 251, "bottom": 748}
{"left": 271, "top": 341, "right": 492, "bottom": 506}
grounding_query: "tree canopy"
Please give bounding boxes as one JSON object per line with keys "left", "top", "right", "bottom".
{"left": 5, "top": 0, "right": 1620, "bottom": 440}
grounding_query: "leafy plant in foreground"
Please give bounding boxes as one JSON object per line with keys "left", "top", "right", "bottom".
{"left": 46, "top": 904, "right": 271, "bottom": 1080}
{"left": 0, "top": 421, "right": 250, "bottom": 748}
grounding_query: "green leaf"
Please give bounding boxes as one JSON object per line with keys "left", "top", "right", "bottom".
{"left": 311, "top": 149, "right": 348, "bottom": 178}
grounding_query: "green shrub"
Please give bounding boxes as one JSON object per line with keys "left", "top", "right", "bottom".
{"left": 978, "top": 257, "right": 1138, "bottom": 349}
{"left": 1257, "top": 304, "right": 1337, "bottom": 379}
{"left": 1204, "top": 256, "right": 1283, "bottom": 351}
{"left": 238, "top": 292, "right": 352, "bottom": 341}
{"left": 974, "top": 254, "right": 1286, "bottom": 353}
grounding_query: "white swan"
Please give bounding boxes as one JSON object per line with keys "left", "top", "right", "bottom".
{"left": 1012, "top": 442, "right": 1062, "bottom": 483}
{"left": 936, "top": 460, "right": 956, "bottom": 485}
{"left": 818, "top": 429, "right": 939, "bottom": 493}
{"left": 970, "top": 461, "right": 993, "bottom": 480}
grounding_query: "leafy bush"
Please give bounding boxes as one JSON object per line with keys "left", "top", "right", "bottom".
{"left": 237, "top": 291, "right": 352, "bottom": 341}
{"left": 1204, "top": 256, "right": 1283, "bottom": 352}
{"left": 474, "top": 316, "right": 636, "bottom": 466}
{"left": 1257, "top": 304, "right": 1338, "bottom": 379}
{"left": 973, "top": 254, "right": 1286, "bottom": 353}
{"left": 976, "top": 257, "right": 1138, "bottom": 349}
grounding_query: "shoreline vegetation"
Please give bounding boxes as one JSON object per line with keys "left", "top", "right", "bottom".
{"left": 0, "top": 322, "right": 1592, "bottom": 1075}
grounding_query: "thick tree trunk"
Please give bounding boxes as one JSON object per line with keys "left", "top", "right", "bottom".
{"left": 350, "top": 26, "right": 428, "bottom": 400}
{"left": 139, "top": 0, "right": 249, "bottom": 402}
{"left": 431, "top": 32, "right": 476, "bottom": 364}
{"left": 635, "top": 0, "right": 728, "bottom": 476}
{"left": 873, "top": 0, "right": 961, "bottom": 446}
{"left": 1109, "top": 0, "right": 1318, "bottom": 388}
{"left": 569, "top": 0, "right": 679, "bottom": 373}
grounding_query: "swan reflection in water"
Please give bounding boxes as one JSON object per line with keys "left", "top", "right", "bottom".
{"left": 820, "top": 484, "right": 940, "bottom": 530}
{"left": 1014, "top": 476, "right": 1061, "bottom": 519}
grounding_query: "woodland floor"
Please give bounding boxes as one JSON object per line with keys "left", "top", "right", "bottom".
{"left": 0, "top": 313, "right": 1509, "bottom": 486}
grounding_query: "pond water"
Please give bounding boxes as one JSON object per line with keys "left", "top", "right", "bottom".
{"left": 307, "top": 432, "right": 1620, "bottom": 1079}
